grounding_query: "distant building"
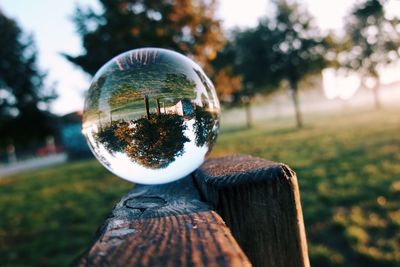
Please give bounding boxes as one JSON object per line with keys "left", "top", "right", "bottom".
{"left": 59, "top": 112, "right": 91, "bottom": 158}
{"left": 162, "top": 99, "right": 194, "bottom": 116}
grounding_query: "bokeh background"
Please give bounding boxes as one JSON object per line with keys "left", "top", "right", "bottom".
{"left": 1, "top": 0, "right": 400, "bottom": 266}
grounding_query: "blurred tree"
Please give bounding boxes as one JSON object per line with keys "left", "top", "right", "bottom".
{"left": 211, "top": 36, "right": 262, "bottom": 128}
{"left": 226, "top": 27, "right": 282, "bottom": 128}
{"left": 0, "top": 11, "right": 56, "bottom": 149}
{"left": 213, "top": 0, "right": 327, "bottom": 128}
{"left": 344, "top": 0, "right": 400, "bottom": 109}
{"left": 211, "top": 40, "right": 242, "bottom": 103}
{"left": 210, "top": 40, "right": 248, "bottom": 123}
{"left": 65, "top": 0, "right": 224, "bottom": 76}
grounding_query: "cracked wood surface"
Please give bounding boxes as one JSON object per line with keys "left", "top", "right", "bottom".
{"left": 74, "top": 175, "right": 251, "bottom": 267}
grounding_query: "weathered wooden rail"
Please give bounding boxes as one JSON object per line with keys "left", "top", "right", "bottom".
{"left": 74, "top": 155, "right": 309, "bottom": 267}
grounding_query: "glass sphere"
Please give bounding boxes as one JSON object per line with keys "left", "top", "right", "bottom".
{"left": 82, "top": 48, "right": 220, "bottom": 184}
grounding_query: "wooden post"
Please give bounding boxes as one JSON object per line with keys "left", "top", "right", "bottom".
{"left": 75, "top": 155, "right": 309, "bottom": 267}
{"left": 193, "top": 155, "right": 310, "bottom": 267}
{"left": 144, "top": 95, "right": 150, "bottom": 119}
{"left": 74, "top": 176, "right": 251, "bottom": 267}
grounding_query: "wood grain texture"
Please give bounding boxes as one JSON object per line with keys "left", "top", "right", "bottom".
{"left": 193, "top": 155, "right": 310, "bottom": 267}
{"left": 74, "top": 175, "right": 251, "bottom": 267}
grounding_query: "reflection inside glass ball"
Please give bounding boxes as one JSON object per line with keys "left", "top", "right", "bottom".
{"left": 82, "top": 48, "right": 220, "bottom": 184}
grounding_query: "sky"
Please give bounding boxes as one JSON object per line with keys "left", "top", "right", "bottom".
{"left": 0, "top": 0, "right": 398, "bottom": 114}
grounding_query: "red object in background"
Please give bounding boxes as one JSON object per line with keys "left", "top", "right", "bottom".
{"left": 36, "top": 146, "right": 64, "bottom": 157}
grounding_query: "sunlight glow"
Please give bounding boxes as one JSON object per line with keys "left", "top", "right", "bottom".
{"left": 322, "top": 68, "right": 361, "bottom": 100}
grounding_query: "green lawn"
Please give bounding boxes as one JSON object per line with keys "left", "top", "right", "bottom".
{"left": 0, "top": 161, "right": 132, "bottom": 266}
{"left": 1, "top": 106, "right": 400, "bottom": 266}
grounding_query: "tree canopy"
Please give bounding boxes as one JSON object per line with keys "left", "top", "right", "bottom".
{"left": 65, "top": 0, "right": 224, "bottom": 76}
{"left": 343, "top": 0, "right": 400, "bottom": 108}
{"left": 212, "top": 0, "right": 328, "bottom": 128}
{"left": 0, "top": 11, "right": 56, "bottom": 149}
{"left": 94, "top": 114, "right": 189, "bottom": 169}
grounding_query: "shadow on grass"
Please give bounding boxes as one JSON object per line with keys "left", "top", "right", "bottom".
{"left": 221, "top": 119, "right": 316, "bottom": 137}
{"left": 220, "top": 125, "right": 250, "bottom": 134}
{"left": 264, "top": 126, "right": 302, "bottom": 136}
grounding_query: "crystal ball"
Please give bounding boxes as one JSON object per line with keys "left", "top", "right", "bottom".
{"left": 82, "top": 48, "right": 220, "bottom": 184}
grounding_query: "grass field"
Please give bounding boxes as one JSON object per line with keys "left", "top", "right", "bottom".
{"left": 1, "top": 106, "right": 400, "bottom": 266}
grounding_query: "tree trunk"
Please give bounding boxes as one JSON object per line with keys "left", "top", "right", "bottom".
{"left": 372, "top": 81, "right": 381, "bottom": 110}
{"left": 144, "top": 95, "right": 150, "bottom": 119}
{"left": 289, "top": 81, "right": 303, "bottom": 128}
{"left": 6, "top": 143, "right": 17, "bottom": 164}
{"left": 156, "top": 98, "right": 161, "bottom": 115}
{"left": 244, "top": 101, "right": 253, "bottom": 129}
